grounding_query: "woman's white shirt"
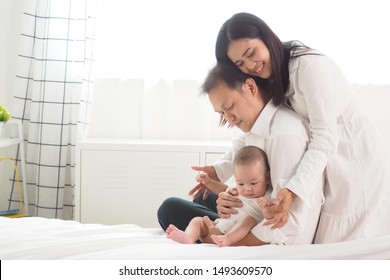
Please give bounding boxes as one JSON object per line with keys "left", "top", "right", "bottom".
{"left": 285, "top": 54, "right": 390, "bottom": 242}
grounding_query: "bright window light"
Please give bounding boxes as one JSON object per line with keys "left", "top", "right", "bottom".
{"left": 95, "top": 0, "right": 390, "bottom": 84}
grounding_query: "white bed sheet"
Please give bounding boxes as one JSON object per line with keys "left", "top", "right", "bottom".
{"left": 1, "top": 217, "right": 390, "bottom": 260}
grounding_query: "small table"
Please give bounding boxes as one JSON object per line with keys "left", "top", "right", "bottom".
{"left": 0, "top": 119, "right": 29, "bottom": 215}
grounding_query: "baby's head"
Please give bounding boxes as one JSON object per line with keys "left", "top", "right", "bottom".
{"left": 233, "top": 145, "right": 270, "bottom": 199}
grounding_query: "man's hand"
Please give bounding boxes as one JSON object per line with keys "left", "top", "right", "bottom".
{"left": 216, "top": 188, "right": 242, "bottom": 218}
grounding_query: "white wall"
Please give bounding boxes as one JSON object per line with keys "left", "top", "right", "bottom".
{"left": 354, "top": 84, "right": 390, "bottom": 144}
{"left": 0, "top": 0, "right": 23, "bottom": 108}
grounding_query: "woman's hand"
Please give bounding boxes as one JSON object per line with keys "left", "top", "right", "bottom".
{"left": 263, "top": 188, "right": 296, "bottom": 229}
{"left": 188, "top": 166, "right": 218, "bottom": 200}
{"left": 216, "top": 188, "right": 243, "bottom": 218}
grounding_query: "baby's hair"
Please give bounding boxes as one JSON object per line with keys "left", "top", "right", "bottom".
{"left": 233, "top": 145, "right": 270, "bottom": 171}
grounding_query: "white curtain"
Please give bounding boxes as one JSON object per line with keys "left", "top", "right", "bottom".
{"left": 10, "top": 0, "right": 96, "bottom": 219}
{"left": 89, "top": 1, "right": 390, "bottom": 142}
{"left": 88, "top": 78, "right": 241, "bottom": 140}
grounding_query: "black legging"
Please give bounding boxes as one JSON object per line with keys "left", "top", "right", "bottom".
{"left": 157, "top": 191, "right": 219, "bottom": 231}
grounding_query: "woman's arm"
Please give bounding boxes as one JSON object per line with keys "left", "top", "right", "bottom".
{"left": 286, "top": 55, "right": 340, "bottom": 203}
{"left": 268, "top": 55, "right": 340, "bottom": 228}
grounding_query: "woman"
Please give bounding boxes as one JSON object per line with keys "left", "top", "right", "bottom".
{"left": 214, "top": 12, "right": 390, "bottom": 243}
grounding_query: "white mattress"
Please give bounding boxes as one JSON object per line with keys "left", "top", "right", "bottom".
{"left": 1, "top": 217, "right": 390, "bottom": 260}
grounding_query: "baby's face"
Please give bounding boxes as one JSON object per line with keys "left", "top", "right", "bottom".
{"left": 234, "top": 161, "right": 269, "bottom": 199}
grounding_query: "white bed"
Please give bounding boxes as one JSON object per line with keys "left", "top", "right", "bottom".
{"left": 1, "top": 216, "right": 390, "bottom": 260}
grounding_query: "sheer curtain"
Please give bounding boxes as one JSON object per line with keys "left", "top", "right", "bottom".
{"left": 10, "top": 0, "right": 96, "bottom": 219}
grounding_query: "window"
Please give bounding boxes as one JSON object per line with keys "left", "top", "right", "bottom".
{"left": 89, "top": 0, "right": 390, "bottom": 140}
{"left": 95, "top": 0, "right": 390, "bottom": 84}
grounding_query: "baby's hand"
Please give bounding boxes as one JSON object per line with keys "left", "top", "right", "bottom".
{"left": 196, "top": 173, "right": 211, "bottom": 185}
{"left": 257, "top": 197, "right": 275, "bottom": 209}
{"left": 257, "top": 197, "right": 276, "bottom": 219}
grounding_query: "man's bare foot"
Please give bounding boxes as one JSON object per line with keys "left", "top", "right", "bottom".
{"left": 165, "top": 224, "right": 194, "bottom": 244}
{"left": 211, "top": 234, "right": 231, "bottom": 247}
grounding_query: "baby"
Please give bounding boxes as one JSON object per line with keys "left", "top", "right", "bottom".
{"left": 166, "top": 145, "right": 274, "bottom": 246}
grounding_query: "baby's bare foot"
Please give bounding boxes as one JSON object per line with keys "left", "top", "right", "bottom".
{"left": 211, "top": 234, "right": 231, "bottom": 247}
{"left": 166, "top": 224, "right": 194, "bottom": 244}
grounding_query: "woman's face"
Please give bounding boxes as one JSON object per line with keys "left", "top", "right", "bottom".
{"left": 227, "top": 38, "right": 272, "bottom": 79}
{"left": 208, "top": 79, "right": 264, "bottom": 133}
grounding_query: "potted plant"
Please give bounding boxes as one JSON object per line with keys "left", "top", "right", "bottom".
{"left": 0, "top": 104, "right": 11, "bottom": 135}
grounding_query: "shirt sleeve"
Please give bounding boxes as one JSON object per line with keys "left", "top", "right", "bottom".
{"left": 267, "top": 132, "right": 318, "bottom": 208}
{"left": 212, "top": 134, "right": 246, "bottom": 183}
{"left": 298, "top": 56, "right": 339, "bottom": 158}
{"left": 284, "top": 56, "right": 340, "bottom": 205}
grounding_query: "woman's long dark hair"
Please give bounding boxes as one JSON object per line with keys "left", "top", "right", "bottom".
{"left": 216, "top": 12, "right": 313, "bottom": 106}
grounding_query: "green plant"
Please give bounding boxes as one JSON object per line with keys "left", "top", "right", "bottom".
{"left": 0, "top": 105, "right": 11, "bottom": 122}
